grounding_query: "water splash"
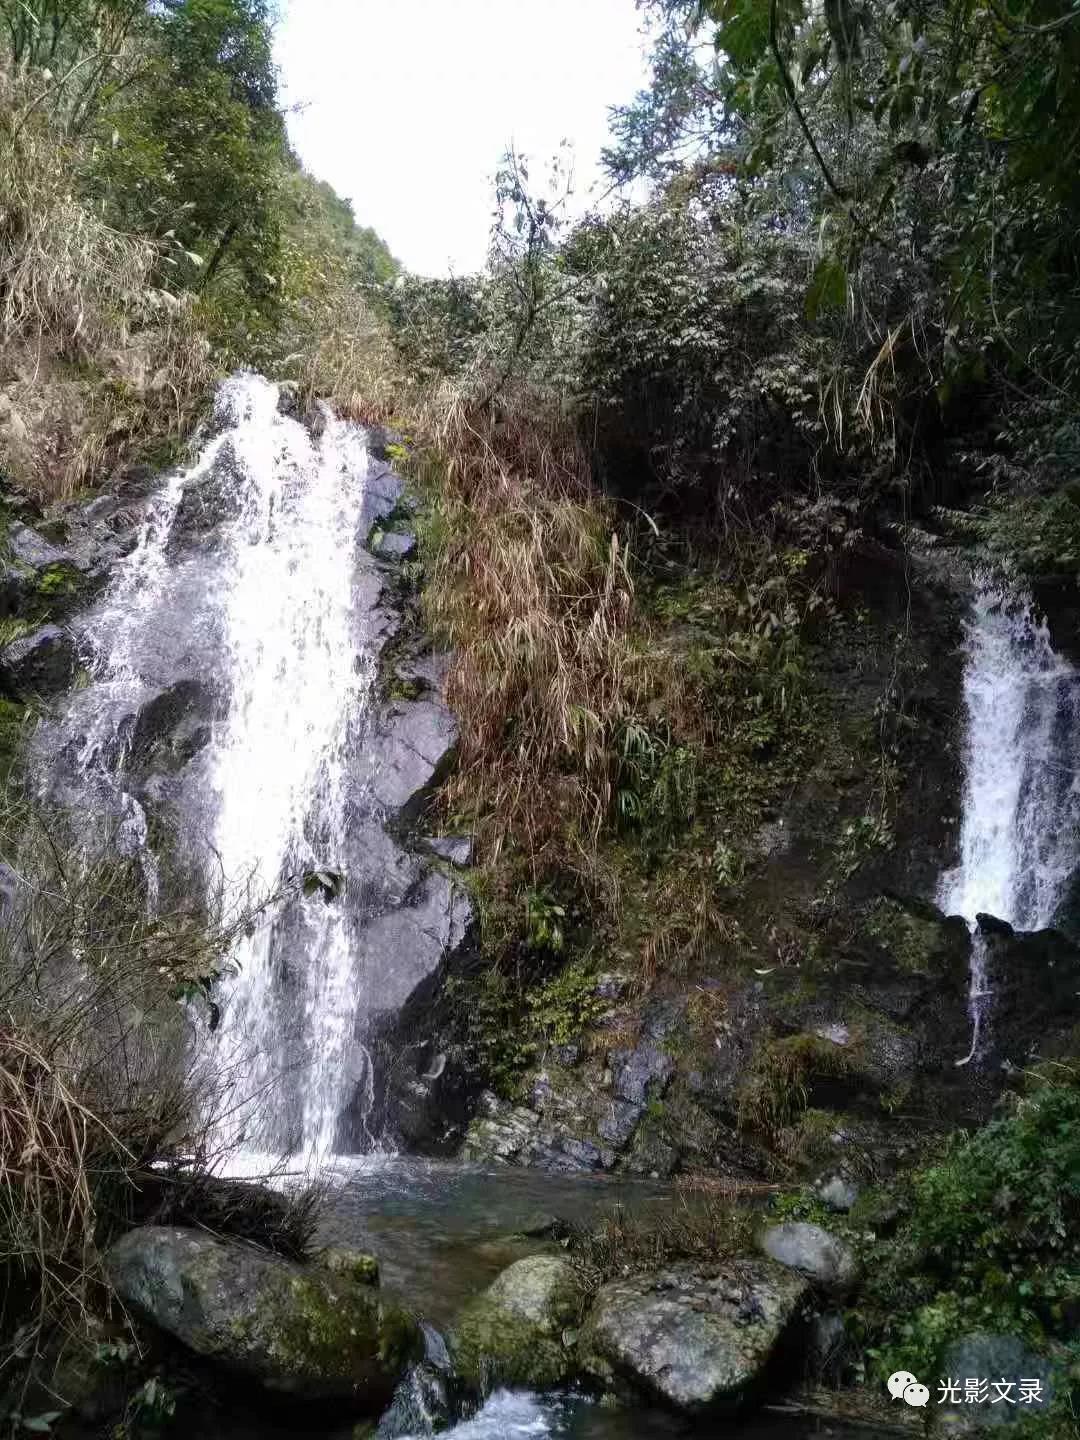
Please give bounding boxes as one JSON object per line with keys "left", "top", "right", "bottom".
{"left": 939, "top": 579, "right": 1080, "bottom": 1062}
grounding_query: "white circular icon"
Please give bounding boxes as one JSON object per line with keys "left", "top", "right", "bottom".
{"left": 887, "top": 1371, "right": 919, "bottom": 1400}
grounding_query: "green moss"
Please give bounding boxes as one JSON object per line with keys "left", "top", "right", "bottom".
{"left": 35, "top": 563, "right": 80, "bottom": 600}
{"left": 450, "top": 1256, "right": 584, "bottom": 1391}
{"left": 253, "top": 1272, "right": 419, "bottom": 1382}
{"left": 737, "top": 1033, "right": 860, "bottom": 1136}
{"left": 316, "top": 1247, "right": 380, "bottom": 1287}
{"left": 862, "top": 897, "right": 959, "bottom": 974}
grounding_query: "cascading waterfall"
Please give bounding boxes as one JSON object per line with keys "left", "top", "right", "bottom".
{"left": 938, "top": 579, "right": 1080, "bottom": 1063}
{"left": 37, "top": 373, "right": 389, "bottom": 1164}
{"left": 201, "top": 381, "right": 375, "bottom": 1163}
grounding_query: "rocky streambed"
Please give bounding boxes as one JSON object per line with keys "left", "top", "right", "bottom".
{"left": 78, "top": 1159, "right": 906, "bottom": 1440}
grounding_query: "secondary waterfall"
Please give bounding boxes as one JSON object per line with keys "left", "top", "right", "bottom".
{"left": 939, "top": 579, "right": 1080, "bottom": 1062}
{"left": 36, "top": 373, "right": 397, "bottom": 1163}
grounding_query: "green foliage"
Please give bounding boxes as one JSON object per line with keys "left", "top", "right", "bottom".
{"left": 524, "top": 957, "right": 610, "bottom": 1047}
{"left": 830, "top": 811, "right": 894, "bottom": 886}
{"left": 524, "top": 886, "right": 566, "bottom": 954}
{"left": 615, "top": 717, "right": 698, "bottom": 848}
{"left": 566, "top": 199, "right": 831, "bottom": 517}
{"left": 446, "top": 954, "right": 610, "bottom": 1098}
{"left": 861, "top": 1082, "right": 1080, "bottom": 1379}
{"left": 0, "top": 0, "right": 398, "bottom": 498}
{"left": 946, "top": 485, "right": 1080, "bottom": 579}
{"left": 596, "top": 0, "right": 1080, "bottom": 542}
{"left": 89, "top": 0, "right": 287, "bottom": 330}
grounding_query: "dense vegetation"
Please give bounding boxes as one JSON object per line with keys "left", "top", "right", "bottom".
{"left": 379, "top": 2, "right": 1080, "bottom": 1426}
{"left": 2, "top": 0, "right": 1080, "bottom": 1431}
{"left": 0, "top": 0, "right": 396, "bottom": 499}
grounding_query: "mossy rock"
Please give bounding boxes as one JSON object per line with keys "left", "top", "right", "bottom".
{"left": 314, "top": 1246, "right": 380, "bottom": 1287}
{"left": 105, "top": 1226, "right": 420, "bottom": 1409}
{"left": 861, "top": 896, "right": 969, "bottom": 976}
{"left": 449, "top": 1253, "right": 586, "bottom": 1391}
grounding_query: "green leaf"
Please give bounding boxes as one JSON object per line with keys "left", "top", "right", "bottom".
{"left": 805, "top": 256, "right": 847, "bottom": 321}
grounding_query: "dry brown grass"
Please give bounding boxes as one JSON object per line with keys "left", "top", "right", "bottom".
{"left": 294, "top": 282, "right": 406, "bottom": 427}
{"left": 0, "top": 803, "right": 306, "bottom": 1382}
{"left": 306, "top": 308, "right": 646, "bottom": 880}
{"left": 413, "top": 387, "right": 646, "bottom": 884}
{"left": 0, "top": 66, "right": 213, "bottom": 500}
{"left": 569, "top": 1192, "right": 755, "bottom": 1292}
{"left": 316, "top": 316, "right": 712, "bottom": 924}
{"left": 0, "top": 70, "right": 154, "bottom": 354}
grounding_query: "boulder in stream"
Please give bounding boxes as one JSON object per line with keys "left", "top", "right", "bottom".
{"left": 106, "top": 1226, "right": 421, "bottom": 1408}
{"left": 578, "top": 1257, "right": 809, "bottom": 1415}
{"left": 450, "top": 1253, "right": 586, "bottom": 1390}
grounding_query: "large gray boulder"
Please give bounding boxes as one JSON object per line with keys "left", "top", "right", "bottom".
{"left": 450, "top": 1254, "right": 586, "bottom": 1390}
{"left": 356, "top": 869, "right": 472, "bottom": 1019}
{"left": 578, "top": 1258, "right": 810, "bottom": 1414}
{"left": 106, "top": 1226, "right": 421, "bottom": 1407}
{"left": 758, "top": 1222, "right": 860, "bottom": 1296}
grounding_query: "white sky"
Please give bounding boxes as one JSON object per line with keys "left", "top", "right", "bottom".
{"left": 274, "top": 0, "right": 652, "bottom": 276}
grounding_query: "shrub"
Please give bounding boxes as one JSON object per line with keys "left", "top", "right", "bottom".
{"left": 569, "top": 1190, "right": 754, "bottom": 1293}
{"left": 860, "top": 1080, "right": 1080, "bottom": 1381}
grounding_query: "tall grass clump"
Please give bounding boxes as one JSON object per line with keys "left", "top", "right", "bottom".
{"left": 0, "top": 801, "right": 302, "bottom": 1394}
{"left": 0, "top": 65, "right": 212, "bottom": 500}
{"left": 415, "top": 384, "right": 647, "bottom": 884}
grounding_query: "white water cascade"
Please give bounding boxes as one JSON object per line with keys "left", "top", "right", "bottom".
{"left": 39, "top": 373, "right": 395, "bottom": 1164}
{"left": 200, "top": 379, "right": 377, "bottom": 1163}
{"left": 938, "top": 580, "right": 1080, "bottom": 1063}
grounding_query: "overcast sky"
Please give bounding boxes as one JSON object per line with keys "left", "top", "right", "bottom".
{"left": 274, "top": 0, "right": 652, "bottom": 277}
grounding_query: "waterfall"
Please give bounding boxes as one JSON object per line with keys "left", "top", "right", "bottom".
{"left": 37, "top": 373, "right": 393, "bottom": 1164}
{"left": 939, "top": 579, "right": 1080, "bottom": 1062}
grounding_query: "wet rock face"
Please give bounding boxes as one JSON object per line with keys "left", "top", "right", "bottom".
{"left": 371, "top": 529, "right": 417, "bottom": 562}
{"left": 105, "top": 1226, "right": 422, "bottom": 1407}
{"left": 357, "top": 870, "right": 473, "bottom": 1019}
{"left": 166, "top": 452, "right": 243, "bottom": 554}
{"left": 366, "top": 699, "right": 459, "bottom": 820}
{"left": 578, "top": 1258, "right": 810, "bottom": 1415}
{"left": 0, "top": 624, "right": 78, "bottom": 696}
{"left": 127, "top": 678, "right": 219, "bottom": 773}
{"left": 24, "top": 401, "right": 472, "bottom": 1158}
{"left": 461, "top": 1000, "right": 686, "bottom": 1177}
{"left": 457, "top": 892, "right": 1000, "bottom": 1181}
